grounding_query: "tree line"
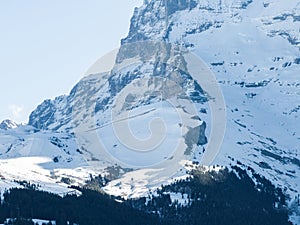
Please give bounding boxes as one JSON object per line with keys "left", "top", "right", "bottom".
{"left": 0, "top": 166, "right": 292, "bottom": 225}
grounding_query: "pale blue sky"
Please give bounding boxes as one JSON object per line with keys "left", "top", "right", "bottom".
{"left": 0, "top": 0, "right": 142, "bottom": 123}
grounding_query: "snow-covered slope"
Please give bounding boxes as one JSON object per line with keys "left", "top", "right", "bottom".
{"left": 1, "top": 0, "right": 300, "bottom": 222}
{"left": 0, "top": 125, "right": 94, "bottom": 195}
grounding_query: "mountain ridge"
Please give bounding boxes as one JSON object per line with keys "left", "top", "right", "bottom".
{"left": 26, "top": 0, "right": 300, "bottom": 197}
{"left": 0, "top": 119, "right": 19, "bottom": 130}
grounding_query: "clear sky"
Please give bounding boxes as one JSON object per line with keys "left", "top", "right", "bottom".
{"left": 0, "top": 0, "right": 143, "bottom": 123}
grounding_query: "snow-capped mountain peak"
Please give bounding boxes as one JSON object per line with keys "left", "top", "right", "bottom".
{"left": 0, "top": 119, "right": 19, "bottom": 130}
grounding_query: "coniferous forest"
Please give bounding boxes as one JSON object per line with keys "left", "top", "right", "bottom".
{"left": 0, "top": 167, "right": 292, "bottom": 225}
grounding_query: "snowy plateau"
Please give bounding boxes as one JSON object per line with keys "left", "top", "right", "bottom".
{"left": 0, "top": 0, "right": 300, "bottom": 224}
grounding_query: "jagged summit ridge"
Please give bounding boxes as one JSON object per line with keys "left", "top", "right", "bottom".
{"left": 122, "top": 0, "right": 255, "bottom": 44}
